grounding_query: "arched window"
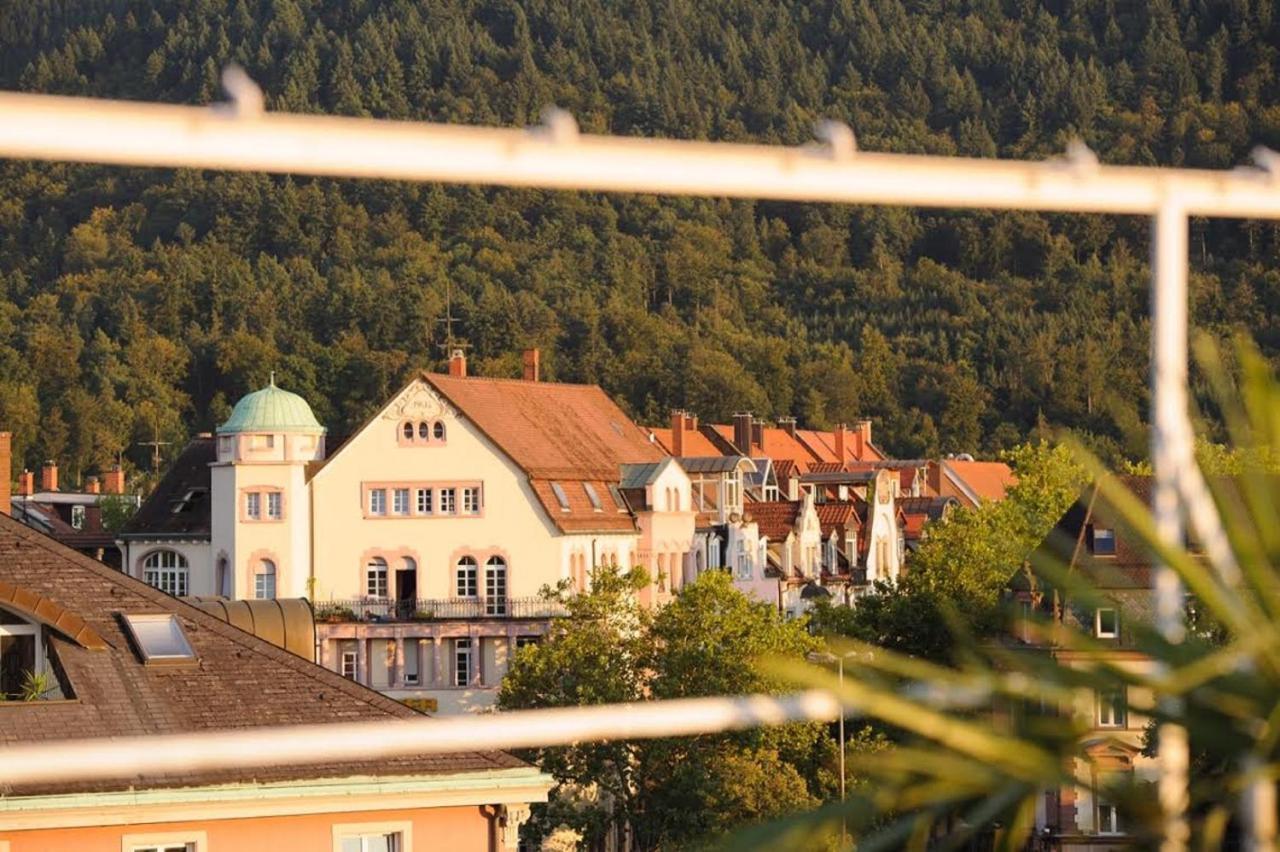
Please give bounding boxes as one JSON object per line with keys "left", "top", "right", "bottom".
{"left": 433, "top": 421, "right": 446, "bottom": 440}
{"left": 418, "top": 421, "right": 430, "bottom": 440}
{"left": 402, "top": 422, "right": 414, "bottom": 441}
{"left": 485, "top": 556, "right": 508, "bottom": 615}
{"left": 456, "top": 556, "right": 478, "bottom": 598}
{"left": 255, "top": 560, "right": 276, "bottom": 599}
{"left": 143, "top": 550, "right": 189, "bottom": 597}
{"left": 366, "top": 557, "right": 388, "bottom": 598}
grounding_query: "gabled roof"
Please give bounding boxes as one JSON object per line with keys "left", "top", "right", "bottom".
{"left": 944, "top": 460, "right": 1016, "bottom": 502}
{"left": 815, "top": 501, "right": 862, "bottom": 535}
{"left": 0, "top": 513, "right": 524, "bottom": 796}
{"left": 425, "top": 373, "right": 662, "bottom": 481}
{"left": 748, "top": 501, "right": 801, "bottom": 540}
{"left": 648, "top": 426, "right": 722, "bottom": 457}
{"left": 119, "top": 437, "right": 217, "bottom": 540}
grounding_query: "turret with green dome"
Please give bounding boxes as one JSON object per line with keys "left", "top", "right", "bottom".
{"left": 218, "top": 376, "right": 326, "bottom": 436}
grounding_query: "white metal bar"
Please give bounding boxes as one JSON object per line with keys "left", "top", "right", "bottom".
{"left": 0, "top": 690, "right": 840, "bottom": 788}
{"left": 1152, "top": 202, "right": 1191, "bottom": 852}
{"left": 2, "top": 91, "right": 1280, "bottom": 218}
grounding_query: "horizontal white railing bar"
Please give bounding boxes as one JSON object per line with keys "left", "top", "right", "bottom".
{"left": 3, "top": 91, "right": 1280, "bottom": 218}
{"left": 0, "top": 690, "right": 840, "bottom": 788}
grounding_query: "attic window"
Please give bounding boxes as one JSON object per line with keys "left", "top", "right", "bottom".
{"left": 583, "top": 483, "right": 603, "bottom": 512}
{"left": 1091, "top": 526, "right": 1116, "bottom": 556}
{"left": 550, "top": 482, "right": 571, "bottom": 511}
{"left": 608, "top": 483, "right": 628, "bottom": 512}
{"left": 171, "top": 488, "right": 206, "bottom": 514}
{"left": 70, "top": 505, "right": 86, "bottom": 530}
{"left": 121, "top": 613, "right": 196, "bottom": 664}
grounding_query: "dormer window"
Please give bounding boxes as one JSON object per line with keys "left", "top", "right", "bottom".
{"left": 0, "top": 607, "right": 68, "bottom": 700}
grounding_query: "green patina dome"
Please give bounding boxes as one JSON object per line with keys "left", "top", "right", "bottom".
{"left": 217, "top": 378, "right": 326, "bottom": 435}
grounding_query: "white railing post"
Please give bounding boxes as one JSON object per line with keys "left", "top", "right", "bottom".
{"left": 1151, "top": 201, "right": 1191, "bottom": 852}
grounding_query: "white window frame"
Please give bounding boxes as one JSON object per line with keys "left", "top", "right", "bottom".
{"left": 340, "top": 649, "right": 358, "bottom": 680}
{"left": 1095, "top": 607, "right": 1119, "bottom": 639}
{"left": 246, "top": 491, "right": 261, "bottom": 520}
{"left": 143, "top": 550, "right": 190, "bottom": 597}
{"left": 1093, "top": 526, "right": 1117, "bottom": 555}
{"left": 485, "top": 557, "right": 508, "bottom": 615}
{"left": 462, "top": 486, "right": 481, "bottom": 514}
{"left": 331, "top": 821, "right": 411, "bottom": 852}
{"left": 266, "top": 491, "right": 282, "bottom": 520}
{"left": 735, "top": 539, "right": 751, "bottom": 580}
{"left": 255, "top": 560, "right": 277, "bottom": 599}
{"left": 453, "top": 638, "right": 472, "bottom": 687}
{"left": 439, "top": 487, "right": 456, "bottom": 514}
{"left": 70, "top": 504, "right": 86, "bottom": 530}
{"left": 1097, "top": 688, "right": 1126, "bottom": 728}
{"left": 416, "top": 487, "right": 432, "bottom": 514}
{"left": 0, "top": 610, "right": 44, "bottom": 699}
{"left": 369, "top": 488, "right": 387, "bottom": 516}
{"left": 366, "top": 558, "right": 389, "bottom": 598}
{"left": 403, "top": 638, "right": 420, "bottom": 686}
{"left": 456, "top": 557, "right": 478, "bottom": 598}
{"left": 391, "top": 488, "right": 409, "bottom": 515}
{"left": 1096, "top": 800, "right": 1121, "bottom": 835}
{"left": 121, "top": 830, "right": 207, "bottom": 852}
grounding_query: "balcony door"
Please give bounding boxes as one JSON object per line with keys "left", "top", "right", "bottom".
{"left": 395, "top": 558, "right": 417, "bottom": 619}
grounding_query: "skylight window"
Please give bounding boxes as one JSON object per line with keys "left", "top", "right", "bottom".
{"left": 583, "top": 483, "right": 603, "bottom": 511}
{"left": 122, "top": 613, "right": 196, "bottom": 664}
{"left": 550, "top": 482, "right": 571, "bottom": 511}
{"left": 608, "top": 483, "right": 628, "bottom": 512}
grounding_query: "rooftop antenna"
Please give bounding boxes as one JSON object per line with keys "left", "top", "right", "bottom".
{"left": 136, "top": 419, "right": 170, "bottom": 474}
{"left": 434, "top": 280, "right": 471, "bottom": 366}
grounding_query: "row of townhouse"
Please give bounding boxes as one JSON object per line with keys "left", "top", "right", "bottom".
{"left": 0, "top": 349, "right": 1014, "bottom": 714}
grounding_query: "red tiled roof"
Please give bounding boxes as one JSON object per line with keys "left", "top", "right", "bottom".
{"left": 0, "top": 513, "right": 524, "bottom": 795}
{"left": 748, "top": 501, "right": 800, "bottom": 540}
{"left": 530, "top": 479, "right": 636, "bottom": 533}
{"left": 427, "top": 373, "right": 662, "bottom": 480}
{"left": 946, "top": 460, "right": 1016, "bottom": 502}
{"left": 815, "top": 501, "right": 861, "bottom": 535}
{"left": 648, "top": 426, "right": 723, "bottom": 458}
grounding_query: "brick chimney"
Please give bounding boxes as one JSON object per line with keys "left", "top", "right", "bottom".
{"left": 671, "top": 409, "right": 686, "bottom": 457}
{"left": 40, "top": 461, "right": 58, "bottom": 493}
{"left": 522, "top": 348, "right": 540, "bottom": 382}
{"left": 0, "top": 432, "right": 9, "bottom": 516}
{"left": 779, "top": 416, "right": 797, "bottom": 438}
{"left": 732, "top": 413, "right": 753, "bottom": 455}
{"left": 18, "top": 469, "right": 34, "bottom": 497}
{"left": 834, "top": 424, "right": 848, "bottom": 461}
{"left": 448, "top": 349, "right": 467, "bottom": 378}
{"left": 85, "top": 475, "right": 101, "bottom": 495}
{"left": 103, "top": 464, "right": 125, "bottom": 495}
{"left": 857, "top": 419, "right": 873, "bottom": 455}
{"left": 751, "top": 421, "right": 764, "bottom": 452}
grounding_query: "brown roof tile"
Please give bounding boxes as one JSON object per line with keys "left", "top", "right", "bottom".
{"left": 748, "top": 501, "right": 801, "bottom": 540}
{"left": 0, "top": 513, "right": 523, "bottom": 795}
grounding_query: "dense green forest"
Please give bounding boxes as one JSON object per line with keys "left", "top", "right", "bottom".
{"left": 1, "top": 0, "right": 1279, "bottom": 483}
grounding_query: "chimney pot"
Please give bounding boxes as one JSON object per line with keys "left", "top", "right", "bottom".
{"left": 670, "top": 409, "right": 686, "bottom": 457}
{"left": 85, "top": 475, "right": 101, "bottom": 495}
{"left": 0, "top": 432, "right": 9, "bottom": 516}
{"left": 732, "top": 413, "right": 753, "bottom": 455}
{"left": 448, "top": 349, "right": 467, "bottom": 378}
{"left": 779, "top": 416, "right": 797, "bottom": 438}
{"left": 19, "top": 469, "right": 34, "bottom": 497}
{"left": 522, "top": 348, "right": 541, "bottom": 382}
{"left": 40, "top": 461, "right": 58, "bottom": 493}
{"left": 834, "top": 424, "right": 849, "bottom": 462}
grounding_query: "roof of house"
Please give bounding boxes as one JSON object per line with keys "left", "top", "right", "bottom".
{"left": 748, "top": 501, "right": 801, "bottom": 540}
{"left": 8, "top": 500, "right": 116, "bottom": 551}
{"left": 648, "top": 426, "right": 722, "bottom": 458}
{"left": 425, "top": 373, "right": 662, "bottom": 534}
{"left": 0, "top": 513, "right": 524, "bottom": 796}
{"left": 119, "top": 437, "right": 217, "bottom": 541}
{"left": 944, "top": 460, "right": 1017, "bottom": 503}
{"left": 815, "top": 501, "right": 862, "bottom": 535}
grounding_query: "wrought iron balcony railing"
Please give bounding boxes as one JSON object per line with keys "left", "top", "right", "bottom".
{"left": 313, "top": 596, "right": 568, "bottom": 623}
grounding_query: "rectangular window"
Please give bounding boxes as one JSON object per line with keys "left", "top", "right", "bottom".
{"left": 462, "top": 486, "right": 481, "bottom": 514}
{"left": 404, "top": 639, "right": 420, "bottom": 686}
{"left": 1096, "top": 607, "right": 1119, "bottom": 639}
{"left": 550, "top": 481, "right": 570, "bottom": 511}
{"left": 337, "top": 831, "right": 404, "bottom": 852}
{"left": 456, "top": 562, "right": 478, "bottom": 598}
{"left": 0, "top": 626, "right": 39, "bottom": 700}
{"left": 515, "top": 636, "right": 539, "bottom": 651}
{"left": 1097, "top": 801, "right": 1120, "bottom": 835}
{"left": 416, "top": 488, "right": 432, "bottom": 514}
{"left": 1092, "top": 526, "right": 1116, "bottom": 555}
{"left": 70, "top": 504, "right": 86, "bottom": 530}
{"left": 246, "top": 492, "right": 261, "bottom": 519}
{"left": 392, "top": 488, "right": 410, "bottom": 515}
{"left": 583, "top": 483, "right": 603, "bottom": 511}
{"left": 267, "top": 492, "right": 282, "bottom": 520}
{"left": 369, "top": 488, "right": 386, "bottom": 516}
{"left": 1097, "top": 688, "right": 1127, "bottom": 728}
{"left": 454, "top": 638, "right": 472, "bottom": 687}
{"left": 439, "top": 487, "right": 456, "bottom": 514}
{"left": 340, "top": 650, "right": 357, "bottom": 680}
{"left": 367, "top": 565, "right": 388, "bottom": 598}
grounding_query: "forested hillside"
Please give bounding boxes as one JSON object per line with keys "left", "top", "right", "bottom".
{"left": 1, "top": 0, "right": 1278, "bottom": 482}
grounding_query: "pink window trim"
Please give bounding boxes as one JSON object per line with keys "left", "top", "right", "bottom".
{"left": 361, "top": 481, "right": 484, "bottom": 519}
{"left": 239, "top": 486, "right": 286, "bottom": 523}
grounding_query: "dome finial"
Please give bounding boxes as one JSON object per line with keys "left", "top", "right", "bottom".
{"left": 269, "top": 370, "right": 276, "bottom": 388}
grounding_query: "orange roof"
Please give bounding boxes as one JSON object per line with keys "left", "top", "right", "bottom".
{"left": 426, "top": 373, "right": 663, "bottom": 480}
{"left": 648, "top": 426, "right": 723, "bottom": 458}
{"left": 946, "top": 461, "right": 1016, "bottom": 502}
{"left": 815, "top": 501, "right": 862, "bottom": 535}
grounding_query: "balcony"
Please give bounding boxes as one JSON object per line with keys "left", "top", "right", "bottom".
{"left": 313, "top": 596, "right": 568, "bottom": 623}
